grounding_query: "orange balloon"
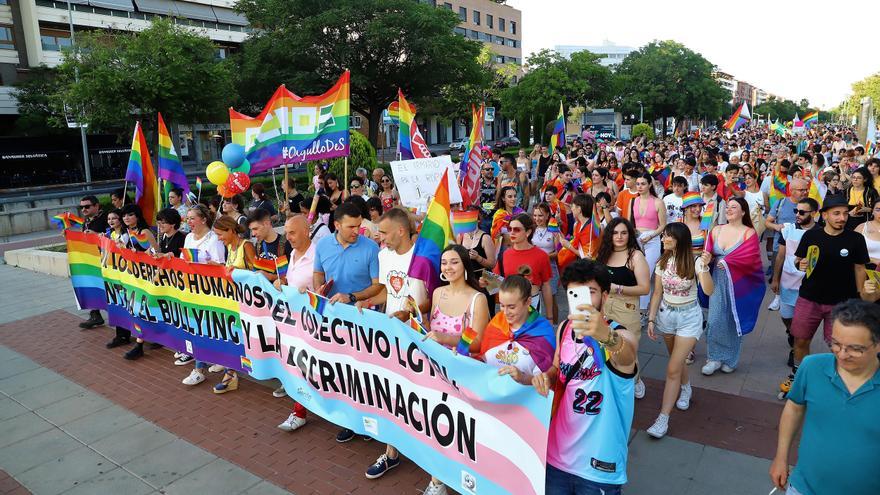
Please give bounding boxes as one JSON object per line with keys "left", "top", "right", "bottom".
{"left": 217, "top": 183, "right": 234, "bottom": 198}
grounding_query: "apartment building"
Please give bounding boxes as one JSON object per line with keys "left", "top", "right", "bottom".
{"left": 555, "top": 41, "right": 635, "bottom": 67}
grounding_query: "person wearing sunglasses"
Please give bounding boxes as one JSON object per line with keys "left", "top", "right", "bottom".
{"left": 378, "top": 174, "right": 399, "bottom": 213}
{"left": 77, "top": 195, "right": 109, "bottom": 329}
{"left": 854, "top": 196, "right": 880, "bottom": 267}
{"left": 770, "top": 299, "right": 880, "bottom": 495}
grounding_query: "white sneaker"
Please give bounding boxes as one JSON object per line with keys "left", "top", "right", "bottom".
{"left": 646, "top": 414, "right": 669, "bottom": 438}
{"left": 182, "top": 370, "right": 205, "bottom": 386}
{"left": 676, "top": 383, "right": 693, "bottom": 410}
{"left": 173, "top": 352, "right": 182, "bottom": 359}
{"left": 721, "top": 364, "right": 736, "bottom": 373}
{"left": 768, "top": 295, "right": 780, "bottom": 311}
{"left": 424, "top": 481, "right": 448, "bottom": 495}
{"left": 208, "top": 364, "right": 225, "bottom": 373}
{"left": 701, "top": 360, "right": 722, "bottom": 376}
{"left": 277, "top": 413, "right": 306, "bottom": 432}
{"left": 272, "top": 386, "right": 286, "bottom": 398}
{"left": 634, "top": 378, "right": 646, "bottom": 399}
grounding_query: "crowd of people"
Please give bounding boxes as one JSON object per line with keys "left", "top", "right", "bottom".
{"left": 71, "top": 123, "right": 880, "bottom": 495}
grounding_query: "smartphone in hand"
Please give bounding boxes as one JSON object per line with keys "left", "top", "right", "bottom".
{"left": 566, "top": 286, "right": 593, "bottom": 317}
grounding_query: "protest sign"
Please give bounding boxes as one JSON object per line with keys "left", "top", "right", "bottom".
{"left": 390, "top": 155, "right": 463, "bottom": 210}
{"left": 234, "top": 270, "right": 551, "bottom": 495}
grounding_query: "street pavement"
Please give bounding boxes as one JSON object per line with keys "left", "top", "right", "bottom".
{"left": 0, "top": 248, "right": 818, "bottom": 494}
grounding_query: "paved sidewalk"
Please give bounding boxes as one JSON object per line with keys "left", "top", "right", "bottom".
{"left": 0, "top": 263, "right": 792, "bottom": 494}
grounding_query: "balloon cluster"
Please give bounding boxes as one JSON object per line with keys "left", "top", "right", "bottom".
{"left": 206, "top": 144, "right": 252, "bottom": 198}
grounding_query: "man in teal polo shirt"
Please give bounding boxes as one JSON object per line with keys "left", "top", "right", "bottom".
{"left": 770, "top": 299, "right": 880, "bottom": 495}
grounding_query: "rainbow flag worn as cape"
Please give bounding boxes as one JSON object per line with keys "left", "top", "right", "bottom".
{"left": 407, "top": 169, "right": 453, "bottom": 296}
{"left": 491, "top": 207, "right": 524, "bottom": 240}
{"left": 549, "top": 101, "right": 565, "bottom": 151}
{"left": 51, "top": 212, "right": 84, "bottom": 230}
{"left": 398, "top": 90, "right": 431, "bottom": 160}
{"left": 451, "top": 209, "right": 478, "bottom": 236}
{"left": 181, "top": 248, "right": 200, "bottom": 263}
{"left": 125, "top": 122, "right": 159, "bottom": 227}
{"left": 802, "top": 111, "right": 818, "bottom": 128}
{"left": 477, "top": 309, "right": 557, "bottom": 372}
{"left": 704, "top": 231, "right": 766, "bottom": 335}
{"left": 157, "top": 113, "right": 189, "bottom": 196}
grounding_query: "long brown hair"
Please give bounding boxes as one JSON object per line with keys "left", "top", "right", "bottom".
{"left": 657, "top": 222, "right": 695, "bottom": 280}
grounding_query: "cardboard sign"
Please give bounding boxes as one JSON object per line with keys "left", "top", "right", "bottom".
{"left": 390, "top": 155, "right": 462, "bottom": 211}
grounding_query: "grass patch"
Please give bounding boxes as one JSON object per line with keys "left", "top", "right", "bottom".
{"left": 38, "top": 244, "right": 67, "bottom": 253}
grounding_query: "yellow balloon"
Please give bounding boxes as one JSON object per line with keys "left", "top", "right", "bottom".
{"left": 206, "top": 161, "right": 230, "bottom": 186}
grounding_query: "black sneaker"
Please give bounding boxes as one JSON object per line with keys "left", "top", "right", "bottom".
{"left": 106, "top": 336, "right": 130, "bottom": 349}
{"left": 79, "top": 316, "right": 105, "bottom": 329}
{"left": 336, "top": 428, "right": 355, "bottom": 443}
{"left": 124, "top": 344, "right": 144, "bottom": 360}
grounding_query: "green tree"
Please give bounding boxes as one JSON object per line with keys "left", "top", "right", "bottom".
{"left": 328, "top": 131, "right": 377, "bottom": 177}
{"left": 754, "top": 97, "right": 815, "bottom": 122}
{"left": 843, "top": 72, "right": 880, "bottom": 118}
{"left": 500, "top": 49, "right": 614, "bottom": 144}
{"left": 234, "top": 0, "right": 487, "bottom": 147}
{"left": 426, "top": 45, "right": 514, "bottom": 124}
{"left": 11, "top": 66, "right": 73, "bottom": 136}
{"left": 48, "top": 19, "right": 234, "bottom": 136}
{"left": 614, "top": 40, "right": 729, "bottom": 135}
{"left": 631, "top": 123, "right": 654, "bottom": 140}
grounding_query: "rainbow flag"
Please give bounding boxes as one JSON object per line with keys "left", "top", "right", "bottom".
{"left": 769, "top": 169, "right": 790, "bottom": 209}
{"left": 181, "top": 248, "right": 200, "bottom": 263}
{"left": 700, "top": 201, "right": 715, "bottom": 231}
{"left": 307, "top": 291, "right": 326, "bottom": 316}
{"left": 125, "top": 122, "right": 159, "bottom": 227}
{"left": 723, "top": 102, "right": 750, "bottom": 131}
{"left": 229, "top": 72, "right": 350, "bottom": 175}
{"left": 591, "top": 206, "right": 602, "bottom": 239}
{"left": 65, "top": 231, "right": 108, "bottom": 310}
{"left": 51, "top": 212, "right": 84, "bottom": 230}
{"left": 802, "top": 111, "right": 818, "bottom": 128}
{"left": 408, "top": 169, "right": 453, "bottom": 296}
{"left": 195, "top": 176, "right": 202, "bottom": 191}
{"left": 408, "top": 315, "right": 426, "bottom": 335}
{"left": 807, "top": 177, "right": 827, "bottom": 209}
{"left": 451, "top": 209, "right": 478, "bottom": 236}
{"left": 252, "top": 257, "right": 277, "bottom": 274}
{"left": 129, "top": 229, "right": 151, "bottom": 249}
{"left": 547, "top": 217, "right": 560, "bottom": 234}
{"left": 133, "top": 322, "right": 143, "bottom": 334}
{"left": 275, "top": 255, "right": 289, "bottom": 278}
{"left": 398, "top": 89, "right": 430, "bottom": 160}
{"left": 549, "top": 101, "right": 565, "bottom": 151}
{"left": 456, "top": 326, "right": 478, "bottom": 356}
{"left": 459, "top": 104, "right": 485, "bottom": 207}
{"left": 157, "top": 113, "right": 189, "bottom": 196}
{"left": 240, "top": 356, "right": 253, "bottom": 372}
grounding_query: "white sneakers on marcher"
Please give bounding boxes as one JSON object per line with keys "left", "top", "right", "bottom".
{"left": 676, "top": 383, "right": 693, "bottom": 410}
{"left": 634, "top": 378, "right": 646, "bottom": 399}
{"left": 277, "top": 413, "right": 306, "bottom": 432}
{"left": 182, "top": 369, "right": 205, "bottom": 386}
{"left": 701, "top": 360, "right": 722, "bottom": 375}
{"left": 768, "top": 295, "right": 780, "bottom": 311}
{"left": 647, "top": 414, "right": 669, "bottom": 438}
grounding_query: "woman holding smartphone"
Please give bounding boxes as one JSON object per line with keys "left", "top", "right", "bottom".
{"left": 645, "top": 222, "right": 714, "bottom": 438}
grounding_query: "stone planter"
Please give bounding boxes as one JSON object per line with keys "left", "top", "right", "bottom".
{"left": 5, "top": 244, "right": 71, "bottom": 278}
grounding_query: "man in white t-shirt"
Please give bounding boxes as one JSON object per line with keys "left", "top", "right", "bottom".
{"left": 357, "top": 207, "right": 429, "bottom": 481}
{"left": 663, "top": 176, "right": 688, "bottom": 223}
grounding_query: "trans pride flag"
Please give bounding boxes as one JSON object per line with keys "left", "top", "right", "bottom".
{"left": 408, "top": 169, "right": 453, "bottom": 296}
{"left": 398, "top": 89, "right": 431, "bottom": 160}
{"left": 125, "top": 122, "right": 159, "bottom": 227}
{"left": 157, "top": 113, "right": 189, "bottom": 196}
{"left": 230, "top": 72, "right": 350, "bottom": 175}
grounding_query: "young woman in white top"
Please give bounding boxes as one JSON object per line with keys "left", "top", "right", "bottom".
{"left": 645, "top": 222, "right": 714, "bottom": 438}
{"left": 855, "top": 197, "right": 880, "bottom": 266}
{"left": 532, "top": 202, "right": 559, "bottom": 322}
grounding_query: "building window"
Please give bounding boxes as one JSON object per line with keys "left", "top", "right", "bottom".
{"left": 495, "top": 35, "right": 504, "bottom": 45}
{"left": 473, "top": 10, "right": 480, "bottom": 25}
{"left": 499, "top": 18, "right": 505, "bottom": 32}
{"left": 458, "top": 6, "right": 466, "bottom": 21}
{"left": 350, "top": 115, "right": 362, "bottom": 129}
{"left": 495, "top": 55, "right": 504, "bottom": 64}
{"left": 0, "top": 25, "right": 14, "bottom": 49}
{"left": 486, "top": 14, "right": 493, "bottom": 29}
{"left": 506, "top": 38, "right": 516, "bottom": 48}
{"left": 443, "top": 2, "right": 452, "bottom": 9}
{"left": 0, "top": 0, "right": 8, "bottom": 5}
{"left": 40, "top": 29, "right": 72, "bottom": 51}
{"left": 468, "top": 29, "right": 478, "bottom": 40}
{"left": 453, "top": 26, "right": 466, "bottom": 36}
{"left": 511, "top": 20, "right": 516, "bottom": 35}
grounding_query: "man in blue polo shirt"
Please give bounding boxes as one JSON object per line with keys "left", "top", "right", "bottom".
{"left": 770, "top": 299, "right": 880, "bottom": 495}
{"left": 313, "top": 200, "right": 382, "bottom": 443}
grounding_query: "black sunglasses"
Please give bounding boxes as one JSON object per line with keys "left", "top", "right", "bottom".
{"left": 794, "top": 209, "right": 813, "bottom": 216}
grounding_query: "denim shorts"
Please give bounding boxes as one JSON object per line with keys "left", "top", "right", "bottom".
{"left": 656, "top": 301, "right": 703, "bottom": 339}
{"left": 545, "top": 464, "right": 623, "bottom": 495}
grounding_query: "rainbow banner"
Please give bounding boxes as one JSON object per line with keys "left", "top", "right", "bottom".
{"left": 125, "top": 122, "right": 160, "bottom": 227}
{"left": 157, "top": 113, "right": 189, "bottom": 196}
{"left": 235, "top": 270, "right": 552, "bottom": 495}
{"left": 723, "top": 102, "right": 750, "bottom": 131}
{"left": 549, "top": 101, "right": 564, "bottom": 151}
{"left": 230, "top": 72, "right": 350, "bottom": 175}
{"left": 802, "top": 111, "right": 818, "bottom": 128}
{"left": 398, "top": 89, "right": 431, "bottom": 160}
{"left": 64, "top": 231, "right": 108, "bottom": 311}
{"left": 408, "top": 169, "right": 453, "bottom": 296}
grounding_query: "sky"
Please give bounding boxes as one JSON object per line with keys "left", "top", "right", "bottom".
{"left": 505, "top": 0, "right": 877, "bottom": 109}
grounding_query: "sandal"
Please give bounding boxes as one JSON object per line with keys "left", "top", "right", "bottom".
{"left": 213, "top": 371, "right": 239, "bottom": 394}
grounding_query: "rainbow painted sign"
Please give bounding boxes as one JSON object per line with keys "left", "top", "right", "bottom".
{"left": 230, "top": 72, "right": 350, "bottom": 174}
{"left": 235, "top": 270, "right": 552, "bottom": 495}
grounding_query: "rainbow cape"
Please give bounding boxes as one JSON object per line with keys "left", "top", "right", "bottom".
{"left": 723, "top": 102, "right": 750, "bottom": 131}
{"left": 802, "top": 111, "right": 818, "bottom": 128}
{"left": 407, "top": 168, "right": 453, "bottom": 296}
{"left": 704, "top": 231, "right": 766, "bottom": 336}
{"left": 125, "top": 122, "right": 159, "bottom": 227}
{"left": 477, "top": 309, "right": 557, "bottom": 372}
{"left": 51, "top": 212, "right": 84, "bottom": 230}
{"left": 490, "top": 207, "right": 524, "bottom": 240}
{"left": 181, "top": 248, "right": 200, "bottom": 263}
{"left": 129, "top": 229, "right": 151, "bottom": 250}
{"left": 157, "top": 113, "right": 189, "bottom": 196}
{"left": 398, "top": 89, "right": 430, "bottom": 160}
{"left": 459, "top": 104, "right": 485, "bottom": 207}
{"left": 549, "top": 101, "right": 565, "bottom": 151}
{"left": 451, "top": 209, "right": 478, "bottom": 236}
{"left": 229, "top": 72, "right": 350, "bottom": 175}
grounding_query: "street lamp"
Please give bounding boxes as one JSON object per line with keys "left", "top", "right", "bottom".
{"left": 638, "top": 101, "right": 644, "bottom": 123}
{"left": 66, "top": 2, "right": 92, "bottom": 187}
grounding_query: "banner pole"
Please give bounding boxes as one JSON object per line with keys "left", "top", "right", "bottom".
{"left": 343, "top": 156, "right": 349, "bottom": 200}
{"left": 122, "top": 181, "right": 128, "bottom": 206}
{"left": 283, "top": 164, "right": 289, "bottom": 215}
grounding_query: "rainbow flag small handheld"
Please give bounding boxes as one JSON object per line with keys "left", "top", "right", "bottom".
{"left": 181, "top": 248, "right": 200, "bottom": 263}
{"left": 547, "top": 217, "right": 560, "bottom": 234}
{"left": 700, "top": 201, "right": 715, "bottom": 231}
{"left": 252, "top": 257, "right": 276, "bottom": 274}
{"left": 307, "top": 291, "right": 327, "bottom": 316}
{"left": 51, "top": 212, "right": 84, "bottom": 230}
{"left": 455, "top": 327, "right": 478, "bottom": 356}
{"left": 274, "top": 256, "right": 289, "bottom": 278}
{"left": 196, "top": 176, "right": 203, "bottom": 190}
{"left": 451, "top": 210, "right": 479, "bottom": 236}
{"left": 240, "top": 356, "right": 253, "bottom": 372}
{"left": 129, "top": 229, "right": 151, "bottom": 249}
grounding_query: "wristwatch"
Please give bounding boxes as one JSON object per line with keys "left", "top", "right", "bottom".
{"left": 348, "top": 293, "right": 357, "bottom": 304}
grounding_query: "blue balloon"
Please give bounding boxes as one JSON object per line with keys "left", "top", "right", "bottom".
{"left": 222, "top": 143, "right": 245, "bottom": 169}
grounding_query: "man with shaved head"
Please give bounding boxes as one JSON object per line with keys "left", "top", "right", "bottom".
{"left": 765, "top": 166, "right": 809, "bottom": 311}
{"left": 275, "top": 214, "right": 316, "bottom": 433}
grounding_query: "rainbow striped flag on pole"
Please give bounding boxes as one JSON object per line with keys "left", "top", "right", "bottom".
{"left": 723, "top": 102, "right": 751, "bottom": 131}
{"left": 398, "top": 89, "right": 431, "bottom": 160}
{"left": 802, "top": 111, "right": 818, "bottom": 128}
{"left": 125, "top": 122, "right": 159, "bottom": 227}
{"left": 408, "top": 168, "right": 453, "bottom": 296}
{"left": 157, "top": 113, "right": 189, "bottom": 196}
{"left": 51, "top": 212, "right": 84, "bottom": 230}
{"left": 549, "top": 101, "right": 565, "bottom": 151}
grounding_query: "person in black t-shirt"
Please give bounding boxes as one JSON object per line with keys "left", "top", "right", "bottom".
{"left": 155, "top": 208, "right": 186, "bottom": 258}
{"left": 248, "top": 208, "right": 291, "bottom": 283}
{"left": 781, "top": 195, "right": 869, "bottom": 396}
{"left": 280, "top": 177, "right": 304, "bottom": 219}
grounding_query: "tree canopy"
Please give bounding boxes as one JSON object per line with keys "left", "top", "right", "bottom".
{"left": 754, "top": 97, "right": 818, "bottom": 122}
{"left": 234, "top": 0, "right": 488, "bottom": 147}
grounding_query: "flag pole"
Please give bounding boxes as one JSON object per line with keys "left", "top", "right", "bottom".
{"left": 343, "top": 156, "right": 349, "bottom": 200}
{"left": 122, "top": 181, "right": 128, "bottom": 206}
